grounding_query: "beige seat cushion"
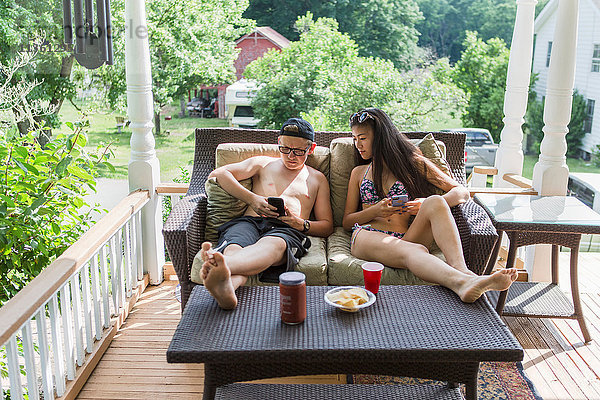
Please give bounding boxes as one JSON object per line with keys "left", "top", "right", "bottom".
{"left": 190, "top": 143, "right": 330, "bottom": 285}
{"left": 215, "top": 143, "right": 330, "bottom": 177}
{"left": 326, "top": 227, "right": 444, "bottom": 286}
{"left": 329, "top": 135, "right": 449, "bottom": 227}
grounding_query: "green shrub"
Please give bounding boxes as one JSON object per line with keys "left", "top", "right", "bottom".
{"left": 0, "top": 122, "right": 113, "bottom": 305}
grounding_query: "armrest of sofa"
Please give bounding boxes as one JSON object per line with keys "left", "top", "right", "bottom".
{"left": 163, "top": 193, "right": 207, "bottom": 309}
{"left": 451, "top": 199, "right": 498, "bottom": 275}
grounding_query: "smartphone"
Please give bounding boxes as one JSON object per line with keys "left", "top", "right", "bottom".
{"left": 267, "top": 197, "right": 286, "bottom": 216}
{"left": 391, "top": 194, "right": 409, "bottom": 207}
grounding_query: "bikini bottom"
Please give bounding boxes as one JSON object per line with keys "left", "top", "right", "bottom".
{"left": 351, "top": 223, "right": 405, "bottom": 247}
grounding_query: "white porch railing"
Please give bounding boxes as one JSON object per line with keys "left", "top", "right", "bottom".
{"left": 0, "top": 190, "right": 149, "bottom": 400}
{"left": 156, "top": 182, "right": 188, "bottom": 209}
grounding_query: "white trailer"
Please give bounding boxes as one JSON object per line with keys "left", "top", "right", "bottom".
{"left": 225, "top": 79, "right": 260, "bottom": 128}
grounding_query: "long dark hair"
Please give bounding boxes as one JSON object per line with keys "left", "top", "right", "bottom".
{"left": 349, "top": 108, "right": 440, "bottom": 199}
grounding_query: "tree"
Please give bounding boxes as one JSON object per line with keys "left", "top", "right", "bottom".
{"left": 452, "top": 31, "right": 510, "bottom": 142}
{"left": 84, "top": 0, "right": 254, "bottom": 134}
{"left": 245, "top": 13, "right": 465, "bottom": 131}
{"left": 243, "top": 0, "right": 423, "bottom": 70}
{"left": 0, "top": 51, "right": 113, "bottom": 305}
{"left": 525, "top": 90, "right": 588, "bottom": 157}
{"left": 0, "top": 0, "right": 77, "bottom": 140}
{"left": 416, "top": 0, "right": 517, "bottom": 62}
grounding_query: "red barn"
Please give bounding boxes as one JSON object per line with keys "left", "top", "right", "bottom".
{"left": 233, "top": 27, "right": 290, "bottom": 80}
{"left": 192, "top": 27, "right": 290, "bottom": 119}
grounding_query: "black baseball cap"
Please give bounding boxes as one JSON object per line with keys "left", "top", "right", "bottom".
{"left": 279, "top": 118, "right": 315, "bottom": 142}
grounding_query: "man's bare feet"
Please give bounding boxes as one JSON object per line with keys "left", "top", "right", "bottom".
{"left": 458, "top": 268, "right": 518, "bottom": 303}
{"left": 202, "top": 251, "right": 238, "bottom": 310}
{"left": 199, "top": 242, "right": 214, "bottom": 282}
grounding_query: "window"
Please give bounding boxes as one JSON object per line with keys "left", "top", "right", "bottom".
{"left": 592, "top": 44, "right": 600, "bottom": 72}
{"left": 233, "top": 106, "right": 254, "bottom": 118}
{"left": 546, "top": 41, "right": 552, "bottom": 67}
{"left": 584, "top": 99, "right": 595, "bottom": 133}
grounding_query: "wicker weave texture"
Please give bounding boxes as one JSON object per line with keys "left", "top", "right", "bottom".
{"left": 214, "top": 383, "right": 464, "bottom": 400}
{"left": 486, "top": 282, "right": 576, "bottom": 318}
{"left": 168, "top": 286, "right": 523, "bottom": 365}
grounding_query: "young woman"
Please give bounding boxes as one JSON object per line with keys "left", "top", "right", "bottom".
{"left": 343, "top": 108, "right": 517, "bottom": 303}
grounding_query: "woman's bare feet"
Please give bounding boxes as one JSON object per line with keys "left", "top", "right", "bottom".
{"left": 202, "top": 251, "right": 238, "bottom": 310}
{"left": 458, "top": 268, "right": 518, "bottom": 303}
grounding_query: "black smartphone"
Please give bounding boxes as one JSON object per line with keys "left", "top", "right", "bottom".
{"left": 391, "top": 194, "right": 409, "bottom": 207}
{"left": 267, "top": 197, "right": 286, "bottom": 216}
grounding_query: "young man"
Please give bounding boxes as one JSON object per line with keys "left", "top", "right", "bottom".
{"left": 200, "top": 118, "right": 334, "bottom": 309}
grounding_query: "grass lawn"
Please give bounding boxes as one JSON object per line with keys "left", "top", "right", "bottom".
{"left": 58, "top": 101, "right": 596, "bottom": 182}
{"left": 522, "top": 154, "right": 599, "bottom": 179}
{"left": 57, "top": 102, "right": 228, "bottom": 181}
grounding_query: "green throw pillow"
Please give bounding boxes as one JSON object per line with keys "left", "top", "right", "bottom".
{"left": 204, "top": 177, "right": 252, "bottom": 244}
{"left": 415, "top": 133, "right": 452, "bottom": 177}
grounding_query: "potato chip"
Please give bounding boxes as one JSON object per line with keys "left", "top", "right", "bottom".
{"left": 327, "top": 288, "right": 369, "bottom": 308}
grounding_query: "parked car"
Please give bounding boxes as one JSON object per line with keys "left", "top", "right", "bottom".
{"left": 568, "top": 172, "right": 600, "bottom": 213}
{"left": 568, "top": 172, "right": 600, "bottom": 251}
{"left": 441, "top": 128, "right": 499, "bottom": 174}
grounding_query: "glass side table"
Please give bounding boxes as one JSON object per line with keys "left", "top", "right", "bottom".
{"left": 473, "top": 193, "right": 600, "bottom": 343}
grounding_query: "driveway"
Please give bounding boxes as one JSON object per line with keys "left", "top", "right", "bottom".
{"left": 84, "top": 178, "right": 130, "bottom": 220}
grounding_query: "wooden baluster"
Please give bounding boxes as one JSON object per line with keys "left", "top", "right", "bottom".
{"left": 6, "top": 336, "right": 23, "bottom": 399}
{"left": 99, "top": 245, "right": 111, "bottom": 328}
{"left": 127, "top": 220, "right": 136, "bottom": 291}
{"left": 123, "top": 224, "right": 132, "bottom": 297}
{"left": 60, "top": 284, "right": 76, "bottom": 379}
{"left": 90, "top": 255, "right": 103, "bottom": 340}
{"left": 82, "top": 262, "right": 94, "bottom": 353}
{"left": 135, "top": 210, "right": 144, "bottom": 281}
{"left": 49, "top": 294, "right": 67, "bottom": 396}
{"left": 109, "top": 235, "right": 121, "bottom": 315}
{"left": 116, "top": 229, "right": 126, "bottom": 307}
{"left": 21, "top": 321, "right": 39, "bottom": 400}
{"left": 71, "top": 273, "right": 85, "bottom": 366}
{"left": 35, "top": 308, "right": 53, "bottom": 399}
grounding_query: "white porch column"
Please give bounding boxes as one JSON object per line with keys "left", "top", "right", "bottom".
{"left": 532, "top": 0, "right": 578, "bottom": 195}
{"left": 493, "top": 0, "right": 537, "bottom": 187}
{"left": 528, "top": 0, "right": 578, "bottom": 282}
{"left": 125, "top": 0, "right": 164, "bottom": 284}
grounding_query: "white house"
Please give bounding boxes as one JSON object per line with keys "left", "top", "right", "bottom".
{"left": 533, "top": 0, "right": 600, "bottom": 159}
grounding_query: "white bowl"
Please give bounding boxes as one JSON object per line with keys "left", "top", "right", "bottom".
{"left": 324, "top": 286, "right": 376, "bottom": 312}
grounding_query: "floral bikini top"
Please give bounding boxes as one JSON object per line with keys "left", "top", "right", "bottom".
{"left": 359, "top": 164, "right": 409, "bottom": 205}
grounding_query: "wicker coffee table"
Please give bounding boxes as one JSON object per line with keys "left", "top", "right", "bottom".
{"left": 167, "top": 285, "right": 523, "bottom": 400}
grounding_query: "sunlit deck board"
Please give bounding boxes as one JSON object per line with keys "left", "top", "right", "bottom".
{"left": 76, "top": 281, "right": 344, "bottom": 399}
{"left": 78, "top": 252, "right": 600, "bottom": 399}
{"left": 508, "top": 251, "right": 600, "bottom": 400}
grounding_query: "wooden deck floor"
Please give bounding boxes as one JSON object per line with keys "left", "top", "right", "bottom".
{"left": 78, "top": 252, "right": 600, "bottom": 400}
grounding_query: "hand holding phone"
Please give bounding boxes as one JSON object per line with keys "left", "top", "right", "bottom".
{"left": 391, "top": 194, "right": 409, "bottom": 207}
{"left": 267, "top": 197, "right": 286, "bottom": 217}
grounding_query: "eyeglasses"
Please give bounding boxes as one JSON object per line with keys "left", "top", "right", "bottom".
{"left": 278, "top": 145, "right": 311, "bottom": 156}
{"left": 349, "top": 111, "right": 374, "bottom": 125}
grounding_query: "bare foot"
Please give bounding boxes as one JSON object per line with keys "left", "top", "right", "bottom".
{"left": 200, "top": 242, "right": 212, "bottom": 262}
{"left": 203, "top": 251, "right": 238, "bottom": 310}
{"left": 199, "top": 242, "right": 214, "bottom": 282}
{"left": 458, "top": 268, "right": 518, "bottom": 303}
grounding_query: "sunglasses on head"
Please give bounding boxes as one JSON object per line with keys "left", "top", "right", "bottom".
{"left": 278, "top": 145, "right": 311, "bottom": 156}
{"left": 349, "top": 111, "right": 374, "bottom": 126}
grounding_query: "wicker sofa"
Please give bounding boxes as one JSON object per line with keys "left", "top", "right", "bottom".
{"left": 163, "top": 128, "right": 498, "bottom": 310}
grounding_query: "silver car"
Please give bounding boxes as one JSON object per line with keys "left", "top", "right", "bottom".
{"left": 441, "top": 128, "right": 498, "bottom": 174}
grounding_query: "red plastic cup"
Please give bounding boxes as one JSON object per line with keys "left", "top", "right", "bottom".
{"left": 362, "top": 262, "right": 384, "bottom": 294}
